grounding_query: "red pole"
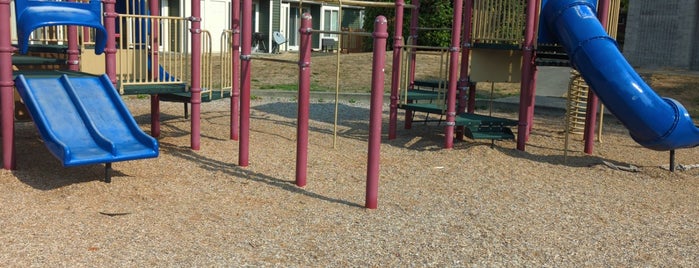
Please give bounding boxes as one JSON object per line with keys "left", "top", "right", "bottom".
{"left": 296, "top": 13, "right": 312, "bottom": 187}
{"left": 526, "top": 0, "right": 541, "bottom": 137}
{"left": 103, "top": 0, "right": 118, "bottom": 87}
{"left": 366, "top": 16, "right": 388, "bottom": 209}
{"left": 408, "top": 0, "right": 419, "bottom": 89}
{"left": 190, "top": 0, "right": 202, "bottom": 150}
{"left": 0, "top": 0, "right": 15, "bottom": 170}
{"left": 67, "top": 0, "right": 79, "bottom": 71}
{"left": 583, "top": 0, "right": 610, "bottom": 154}
{"left": 516, "top": 0, "right": 538, "bottom": 151}
{"left": 443, "top": 0, "right": 464, "bottom": 149}
{"left": 67, "top": 25, "right": 79, "bottom": 71}
{"left": 230, "top": 0, "right": 241, "bottom": 140}
{"left": 457, "top": 0, "right": 474, "bottom": 139}
{"left": 388, "top": 0, "right": 405, "bottom": 140}
{"left": 238, "top": 0, "right": 253, "bottom": 166}
{"left": 403, "top": 0, "right": 419, "bottom": 130}
{"left": 150, "top": 0, "right": 161, "bottom": 138}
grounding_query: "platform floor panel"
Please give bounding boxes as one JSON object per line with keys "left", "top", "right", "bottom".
{"left": 121, "top": 83, "right": 189, "bottom": 95}
{"left": 159, "top": 90, "right": 231, "bottom": 103}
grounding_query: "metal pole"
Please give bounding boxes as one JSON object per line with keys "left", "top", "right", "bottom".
{"left": 67, "top": 0, "right": 79, "bottom": 71}
{"left": 103, "top": 0, "right": 118, "bottom": 87}
{"left": 443, "top": 0, "right": 464, "bottom": 149}
{"left": 231, "top": 0, "right": 241, "bottom": 140}
{"left": 669, "top": 150, "right": 676, "bottom": 172}
{"left": 296, "top": 13, "right": 312, "bottom": 187}
{"left": 516, "top": 0, "right": 538, "bottom": 151}
{"left": 458, "top": 0, "right": 474, "bottom": 139}
{"left": 239, "top": 0, "right": 253, "bottom": 166}
{"left": 388, "top": 0, "right": 405, "bottom": 140}
{"left": 583, "top": 0, "right": 610, "bottom": 154}
{"left": 150, "top": 0, "right": 161, "bottom": 138}
{"left": 366, "top": 16, "right": 388, "bottom": 209}
{"left": 190, "top": 0, "right": 202, "bottom": 150}
{"left": 0, "top": 0, "right": 15, "bottom": 169}
{"left": 403, "top": 0, "right": 419, "bottom": 130}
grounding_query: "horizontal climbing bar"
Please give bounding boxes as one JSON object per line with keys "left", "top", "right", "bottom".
{"left": 312, "top": 29, "right": 373, "bottom": 37}
{"left": 414, "top": 27, "right": 452, "bottom": 31}
{"left": 324, "top": 0, "right": 416, "bottom": 9}
{"left": 402, "top": 44, "right": 450, "bottom": 51}
{"left": 251, "top": 56, "right": 299, "bottom": 65}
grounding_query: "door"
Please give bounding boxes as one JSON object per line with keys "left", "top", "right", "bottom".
{"left": 280, "top": 3, "right": 289, "bottom": 51}
{"left": 285, "top": 5, "right": 300, "bottom": 51}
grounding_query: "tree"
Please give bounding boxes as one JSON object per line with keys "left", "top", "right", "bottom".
{"left": 362, "top": 0, "right": 453, "bottom": 50}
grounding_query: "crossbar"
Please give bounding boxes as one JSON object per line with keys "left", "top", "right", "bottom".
{"left": 251, "top": 56, "right": 298, "bottom": 65}
{"left": 323, "top": 0, "right": 416, "bottom": 9}
{"left": 312, "top": 29, "right": 373, "bottom": 37}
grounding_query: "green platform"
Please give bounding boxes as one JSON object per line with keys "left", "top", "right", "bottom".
{"left": 12, "top": 55, "right": 65, "bottom": 66}
{"left": 121, "top": 83, "right": 189, "bottom": 95}
{"left": 398, "top": 103, "right": 517, "bottom": 141}
{"left": 159, "top": 90, "right": 231, "bottom": 103}
{"left": 405, "top": 89, "right": 443, "bottom": 101}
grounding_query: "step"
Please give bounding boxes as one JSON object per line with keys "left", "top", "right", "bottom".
{"left": 464, "top": 127, "right": 515, "bottom": 140}
{"left": 121, "top": 83, "right": 189, "bottom": 95}
{"left": 413, "top": 79, "right": 448, "bottom": 89}
{"left": 454, "top": 113, "right": 518, "bottom": 127}
{"left": 398, "top": 103, "right": 445, "bottom": 114}
{"left": 406, "top": 89, "right": 443, "bottom": 101}
{"left": 160, "top": 90, "right": 231, "bottom": 103}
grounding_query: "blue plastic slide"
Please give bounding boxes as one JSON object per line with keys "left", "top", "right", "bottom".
{"left": 542, "top": 0, "right": 699, "bottom": 151}
{"left": 14, "top": 74, "right": 158, "bottom": 166}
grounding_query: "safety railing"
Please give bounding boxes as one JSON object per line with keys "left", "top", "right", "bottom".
{"left": 115, "top": 14, "right": 190, "bottom": 93}
{"left": 471, "top": 0, "right": 525, "bottom": 45}
{"left": 219, "top": 30, "right": 233, "bottom": 93}
{"left": 400, "top": 36, "right": 451, "bottom": 113}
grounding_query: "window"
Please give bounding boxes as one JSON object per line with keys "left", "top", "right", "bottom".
{"left": 322, "top": 7, "right": 339, "bottom": 40}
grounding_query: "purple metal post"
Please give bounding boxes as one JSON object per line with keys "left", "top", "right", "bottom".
{"left": 366, "top": 16, "right": 388, "bottom": 209}
{"left": 388, "top": 0, "right": 405, "bottom": 140}
{"left": 583, "top": 0, "right": 610, "bottom": 154}
{"left": 150, "top": 0, "right": 161, "bottom": 138}
{"left": 459, "top": 0, "right": 476, "bottom": 113}
{"left": 408, "top": 0, "right": 419, "bottom": 89}
{"left": 457, "top": 0, "right": 474, "bottom": 139}
{"left": 0, "top": 0, "right": 15, "bottom": 169}
{"left": 443, "top": 0, "right": 464, "bottom": 149}
{"left": 296, "top": 13, "right": 312, "bottom": 187}
{"left": 190, "top": 0, "right": 202, "bottom": 150}
{"left": 525, "top": 0, "right": 541, "bottom": 138}
{"left": 516, "top": 0, "right": 538, "bottom": 151}
{"left": 67, "top": 0, "right": 79, "bottom": 71}
{"left": 103, "top": 0, "right": 118, "bottom": 86}
{"left": 468, "top": 83, "right": 477, "bottom": 113}
{"left": 238, "top": 0, "right": 253, "bottom": 166}
{"left": 403, "top": 0, "right": 419, "bottom": 130}
{"left": 230, "top": 0, "right": 241, "bottom": 140}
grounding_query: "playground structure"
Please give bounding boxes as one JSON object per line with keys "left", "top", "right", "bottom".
{"left": 1, "top": 0, "right": 699, "bottom": 208}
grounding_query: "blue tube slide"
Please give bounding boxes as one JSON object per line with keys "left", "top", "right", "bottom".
{"left": 542, "top": 0, "right": 699, "bottom": 151}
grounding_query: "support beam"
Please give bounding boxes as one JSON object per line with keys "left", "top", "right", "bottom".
{"left": 443, "top": 0, "right": 464, "bottom": 149}
{"left": 583, "top": 0, "right": 611, "bottom": 154}
{"left": 366, "top": 16, "right": 388, "bottom": 209}
{"left": 0, "top": 0, "right": 15, "bottom": 169}
{"left": 231, "top": 0, "right": 241, "bottom": 140}
{"left": 239, "top": 0, "right": 253, "bottom": 166}
{"left": 190, "top": 0, "right": 202, "bottom": 150}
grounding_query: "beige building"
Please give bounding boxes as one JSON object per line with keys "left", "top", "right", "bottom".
{"left": 623, "top": 0, "right": 699, "bottom": 70}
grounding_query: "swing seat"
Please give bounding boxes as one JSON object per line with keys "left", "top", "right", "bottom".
{"left": 14, "top": 0, "right": 107, "bottom": 55}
